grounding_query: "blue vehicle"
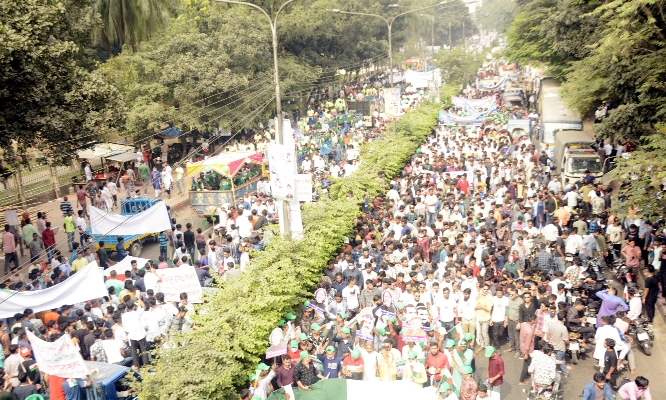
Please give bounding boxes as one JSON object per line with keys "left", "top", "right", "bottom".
{"left": 88, "top": 197, "right": 167, "bottom": 258}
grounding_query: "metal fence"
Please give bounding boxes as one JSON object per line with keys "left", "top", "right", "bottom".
{"left": 0, "top": 158, "right": 104, "bottom": 207}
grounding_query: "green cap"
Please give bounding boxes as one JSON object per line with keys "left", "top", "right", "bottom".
{"left": 298, "top": 333, "right": 308, "bottom": 341}
{"left": 388, "top": 316, "right": 397, "bottom": 323}
{"left": 341, "top": 327, "right": 351, "bottom": 334}
{"left": 299, "top": 351, "right": 309, "bottom": 361}
{"left": 338, "top": 311, "right": 347, "bottom": 320}
{"left": 285, "top": 312, "right": 297, "bottom": 320}
{"left": 462, "top": 366, "right": 473, "bottom": 375}
{"left": 304, "top": 300, "right": 310, "bottom": 307}
{"left": 464, "top": 333, "right": 474, "bottom": 342}
{"left": 252, "top": 396, "right": 262, "bottom": 400}
{"left": 311, "top": 323, "right": 321, "bottom": 331}
{"left": 397, "top": 302, "right": 405, "bottom": 309}
{"left": 419, "top": 342, "right": 426, "bottom": 349}
{"left": 351, "top": 348, "right": 361, "bottom": 359}
{"left": 376, "top": 327, "right": 386, "bottom": 336}
{"left": 445, "top": 339, "right": 455, "bottom": 349}
{"left": 257, "top": 363, "right": 270, "bottom": 371}
{"left": 439, "top": 382, "right": 452, "bottom": 393}
{"left": 408, "top": 350, "right": 418, "bottom": 359}
{"left": 289, "top": 340, "right": 298, "bottom": 348}
{"left": 485, "top": 346, "right": 495, "bottom": 358}
{"left": 278, "top": 319, "right": 286, "bottom": 327}
{"left": 248, "top": 374, "right": 257, "bottom": 382}
{"left": 326, "top": 346, "right": 335, "bottom": 352}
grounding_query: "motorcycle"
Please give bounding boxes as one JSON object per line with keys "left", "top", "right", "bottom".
{"left": 629, "top": 317, "right": 654, "bottom": 356}
{"left": 567, "top": 332, "right": 585, "bottom": 364}
{"left": 523, "top": 378, "right": 564, "bottom": 400}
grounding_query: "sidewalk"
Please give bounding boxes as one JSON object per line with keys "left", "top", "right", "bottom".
{"left": 1, "top": 185, "right": 192, "bottom": 282}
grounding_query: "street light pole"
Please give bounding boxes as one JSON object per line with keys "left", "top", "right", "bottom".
{"left": 215, "top": 0, "right": 296, "bottom": 236}
{"left": 328, "top": 1, "right": 448, "bottom": 88}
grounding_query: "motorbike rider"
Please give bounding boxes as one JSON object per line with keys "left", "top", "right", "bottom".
{"left": 566, "top": 300, "right": 596, "bottom": 346}
{"left": 528, "top": 342, "right": 562, "bottom": 390}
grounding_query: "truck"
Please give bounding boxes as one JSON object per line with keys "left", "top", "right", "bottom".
{"left": 88, "top": 197, "right": 165, "bottom": 257}
{"left": 554, "top": 130, "right": 603, "bottom": 186}
{"left": 535, "top": 78, "right": 583, "bottom": 150}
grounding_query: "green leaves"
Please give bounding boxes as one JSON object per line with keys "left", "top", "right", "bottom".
{"left": 137, "top": 103, "right": 440, "bottom": 400}
{"left": 506, "top": 0, "right": 666, "bottom": 141}
{"left": 0, "top": 0, "right": 125, "bottom": 167}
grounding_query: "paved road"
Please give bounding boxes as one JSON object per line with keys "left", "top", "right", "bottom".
{"left": 2, "top": 191, "right": 207, "bottom": 280}
{"left": 473, "top": 279, "right": 666, "bottom": 399}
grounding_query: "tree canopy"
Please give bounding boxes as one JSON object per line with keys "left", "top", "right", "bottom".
{"left": 0, "top": 0, "right": 124, "bottom": 166}
{"left": 506, "top": 0, "right": 666, "bottom": 141}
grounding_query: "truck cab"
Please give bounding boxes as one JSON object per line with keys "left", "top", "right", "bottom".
{"left": 554, "top": 130, "right": 603, "bottom": 186}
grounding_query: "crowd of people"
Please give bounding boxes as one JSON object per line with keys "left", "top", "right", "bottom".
{"left": 1, "top": 65, "right": 660, "bottom": 400}
{"left": 243, "top": 73, "right": 658, "bottom": 400}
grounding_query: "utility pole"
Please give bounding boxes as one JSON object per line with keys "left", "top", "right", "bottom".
{"left": 449, "top": 21, "right": 452, "bottom": 52}
{"left": 14, "top": 169, "right": 26, "bottom": 209}
{"left": 49, "top": 165, "right": 60, "bottom": 198}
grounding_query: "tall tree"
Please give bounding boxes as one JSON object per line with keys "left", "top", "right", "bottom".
{"left": 93, "top": 0, "right": 172, "bottom": 54}
{"left": 0, "top": 0, "right": 125, "bottom": 167}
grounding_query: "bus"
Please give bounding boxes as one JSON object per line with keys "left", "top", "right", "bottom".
{"left": 534, "top": 78, "right": 582, "bottom": 149}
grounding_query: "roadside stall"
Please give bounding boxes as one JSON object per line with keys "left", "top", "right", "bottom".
{"left": 74, "top": 143, "right": 135, "bottom": 186}
{"left": 188, "top": 151, "right": 265, "bottom": 218}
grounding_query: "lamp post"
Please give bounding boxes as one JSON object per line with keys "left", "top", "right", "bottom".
{"left": 214, "top": 0, "right": 296, "bottom": 236}
{"left": 328, "top": 1, "right": 447, "bottom": 88}
{"left": 417, "top": 12, "right": 439, "bottom": 103}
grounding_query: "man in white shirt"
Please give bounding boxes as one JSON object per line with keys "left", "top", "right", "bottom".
{"left": 563, "top": 190, "right": 581, "bottom": 207}
{"left": 121, "top": 295, "right": 149, "bottom": 367}
{"left": 627, "top": 290, "right": 643, "bottom": 321}
{"left": 436, "top": 286, "right": 457, "bottom": 333}
{"left": 565, "top": 229, "right": 583, "bottom": 255}
{"left": 490, "top": 286, "right": 509, "bottom": 348}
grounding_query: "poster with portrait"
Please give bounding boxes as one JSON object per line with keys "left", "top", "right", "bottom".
{"left": 268, "top": 144, "right": 296, "bottom": 202}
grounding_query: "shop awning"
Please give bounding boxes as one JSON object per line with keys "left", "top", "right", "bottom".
{"left": 186, "top": 151, "right": 263, "bottom": 178}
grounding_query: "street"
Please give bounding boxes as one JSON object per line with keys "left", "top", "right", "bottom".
{"left": 472, "top": 279, "right": 666, "bottom": 399}
{"left": 2, "top": 190, "right": 210, "bottom": 280}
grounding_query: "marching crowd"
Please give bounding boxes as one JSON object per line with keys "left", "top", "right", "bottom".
{"left": 245, "top": 81, "right": 657, "bottom": 400}
{"left": 0, "top": 70, "right": 660, "bottom": 400}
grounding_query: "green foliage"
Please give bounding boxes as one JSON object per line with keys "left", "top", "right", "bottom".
{"left": 93, "top": 0, "right": 173, "bottom": 54}
{"left": 435, "top": 47, "right": 484, "bottom": 84}
{"left": 0, "top": 0, "right": 125, "bottom": 167}
{"left": 610, "top": 124, "right": 666, "bottom": 218}
{"left": 137, "top": 103, "right": 440, "bottom": 400}
{"left": 506, "top": 0, "right": 666, "bottom": 141}
{"left": 476, "top": 0, "right": 519, "bottom": 33}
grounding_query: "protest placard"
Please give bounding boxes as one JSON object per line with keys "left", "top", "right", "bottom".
{"left": 27, "top": 331, "right": 90, "bottom": 378}
{"left": 157, "top": 265, "right": 203, "bottom": 303}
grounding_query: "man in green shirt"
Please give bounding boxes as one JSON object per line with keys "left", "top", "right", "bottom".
{"left": 21, "top": 218, "right": 40, "bottom": 247}
{"left": 137, "top": 160, "right": 150, "bottom": 194}
{"left": 63, "top": 209, "right": 76, "bottom": 252}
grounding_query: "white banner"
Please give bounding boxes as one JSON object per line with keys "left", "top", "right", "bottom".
{"left": 268, "top": 144, "right": 296, "bottom": 202}
{"left": 403, "top": 69, "right": 441, "bottom": 88}
{"left": 295, "top": 174, "right": 313, "bottom": 203}
{"left": 157, "top": 264, "right": 203, "bottom": 303}
{"left": 90, "top": 200, "right": 171, "bottom": 235}
{"left": 27, "top": 331, "right": 90, "bottom": 379}
{"left": 103, "top": 256, "right": 150, "bottom": 277}
{"left": 0, "top": 263, "right": 107, "bottom": 318}
{"left": 384, "top": 88, "right": 402, "bottom": 118}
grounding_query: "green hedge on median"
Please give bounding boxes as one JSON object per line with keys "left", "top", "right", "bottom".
{"left": 138, "top": 102, "right": 441, "bottom": 400}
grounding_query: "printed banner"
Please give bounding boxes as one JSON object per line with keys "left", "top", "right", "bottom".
{"left": 103, "top": 256, "right": 150, "bottom": 277}
{"left": 157, "top": 264, "right": 203, "bottom": 303}
{"left": 90, "top": 200, "right": 171, "bottom": 235}
{"left": 384, "top": 88, "right": 402, "bottom": 118}
{"left": 27, "top": 331, "right": 90, "bottom": 379}
{"left": 268, "top": 144, "right": 296, "bottom": 202}
{"left": 295, "top": 174, "right": 313, "bottom": 203}
{"left": 0, "top": 263, "right": 107, "bottom": 318}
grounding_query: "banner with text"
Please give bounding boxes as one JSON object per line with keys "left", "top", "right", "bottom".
{"left": 27, "top": 331, "right": 90, "bottom": 379}
{"left": 157, "top": 265, "right": 203, "bottom": 303}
